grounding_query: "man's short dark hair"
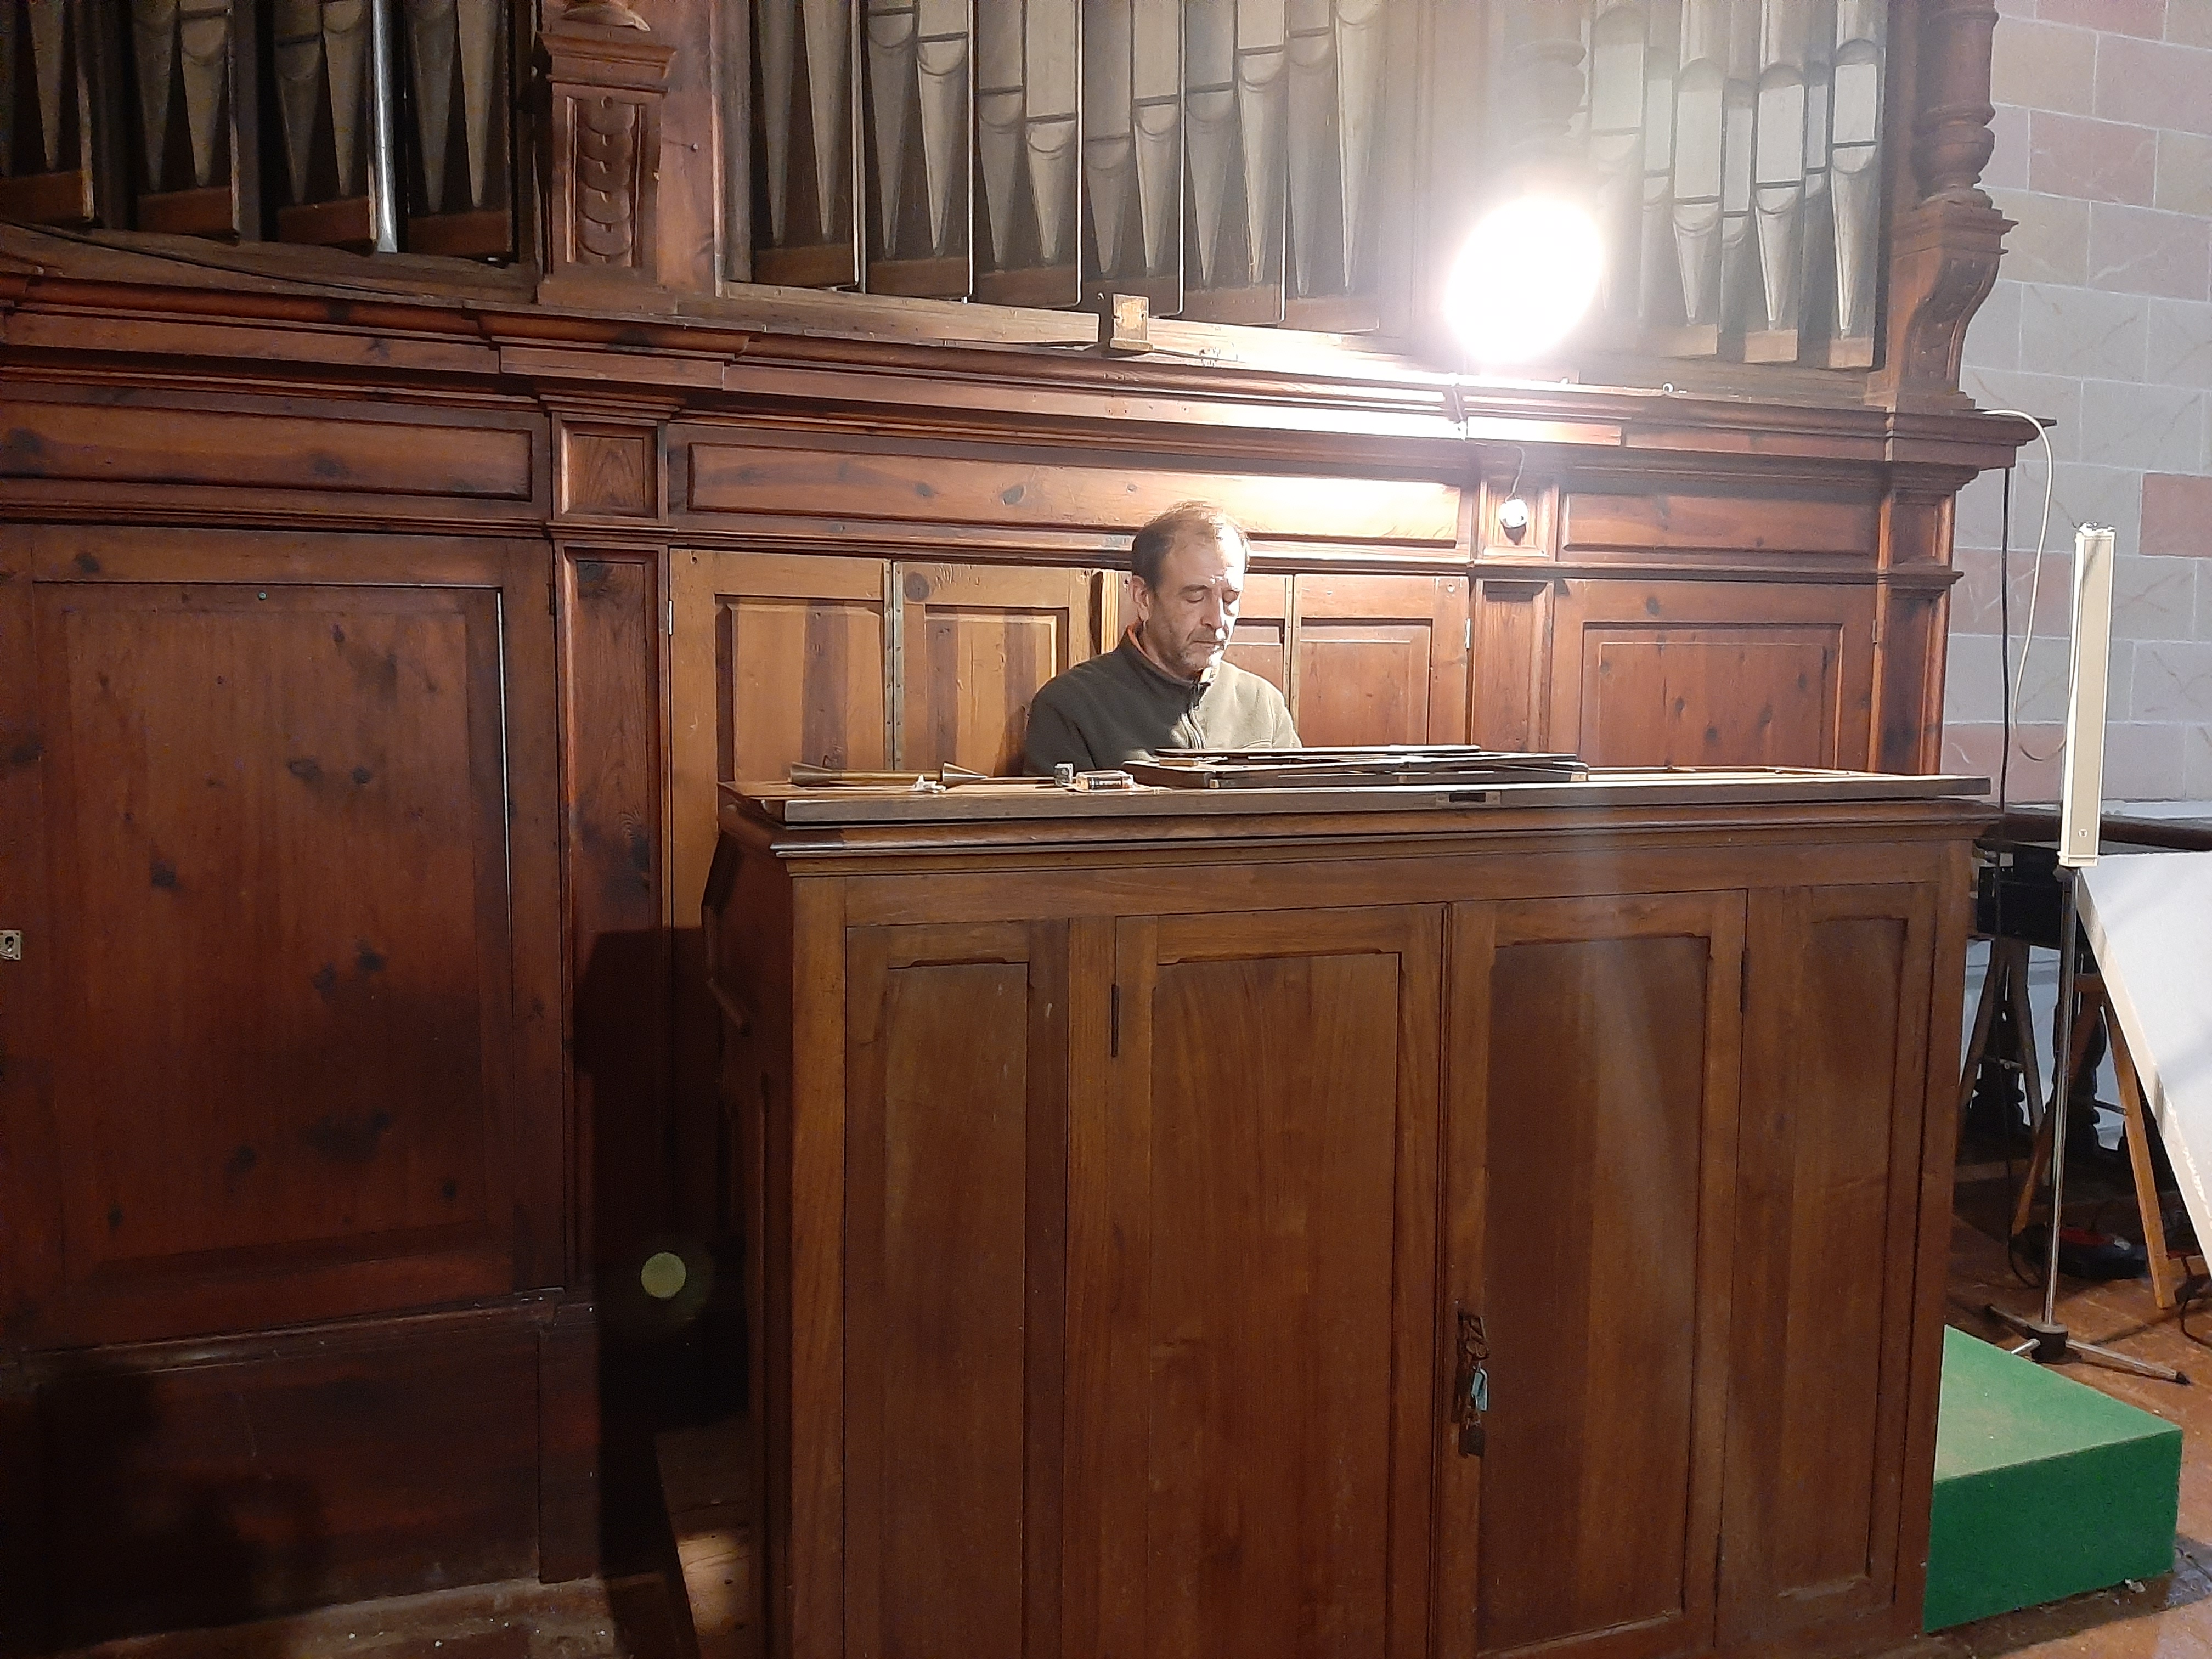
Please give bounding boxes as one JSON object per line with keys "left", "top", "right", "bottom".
{"left": 1130, "top": 502, "right": 1251, "bottom": 590}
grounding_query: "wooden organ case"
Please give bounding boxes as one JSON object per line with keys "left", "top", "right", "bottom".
{"left": 0, "top": 0, "right": 2022, "bottom": 1648}
{"left": 707, "top": 775, "right": 1985, "bottom": 1659}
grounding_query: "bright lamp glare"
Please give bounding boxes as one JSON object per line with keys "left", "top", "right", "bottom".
{"left": 1442, "top": 198, "right": 1604, "bottom": 364}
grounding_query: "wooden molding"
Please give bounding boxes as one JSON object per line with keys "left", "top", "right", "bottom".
{"left": 537, "top": 19, "right": 677, "bottom": 314}
{"left": 1872, "top": 0, "right": 2008, "bottom": 413}
{"left": 1872, "top": 195, "right": 2011, "bottom": 414}
{"left": 1909, "top": 0, "right": 2003, "bottom": 207}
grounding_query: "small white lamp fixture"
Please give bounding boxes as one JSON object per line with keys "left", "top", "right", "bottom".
{"left": 1441, "top": 195, "right": 1605, "bottom": 366}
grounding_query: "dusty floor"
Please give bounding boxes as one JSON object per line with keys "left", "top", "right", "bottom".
{"left": 54, "top": 1576, "right": 692, "bottom": 1659}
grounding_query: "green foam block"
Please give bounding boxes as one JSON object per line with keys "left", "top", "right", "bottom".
{"left": 1925, "top": 1325, "right": 2182, "bottom": 1630}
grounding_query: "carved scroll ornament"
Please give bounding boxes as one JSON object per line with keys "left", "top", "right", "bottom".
{"left": 539, "top": 0, "right": 674, "bottom": 310}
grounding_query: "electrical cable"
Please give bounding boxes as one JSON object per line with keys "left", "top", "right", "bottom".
{"left": 2000, "top": 464, "right": 2013, "bottom": 817}
{"left": 1981, "top": 410, "right": 2059, "bottom": 766}
{"left": 2179, "top": 1273, "right": 2212, "bottom": 1348}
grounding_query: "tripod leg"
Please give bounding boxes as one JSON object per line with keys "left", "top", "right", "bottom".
{"left": 1957, "top": 941, "right": 2006, "bottom": 1120}
{"left": 2110, "top": 1002, "right": 2182, "bottom": 1310}
{"left": 2004, "top": 943, "right": 2044, "bottom": 1134}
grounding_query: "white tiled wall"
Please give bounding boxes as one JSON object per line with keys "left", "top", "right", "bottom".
{"left": 1941, "top": 0, "right": 2212, "bottom": 800}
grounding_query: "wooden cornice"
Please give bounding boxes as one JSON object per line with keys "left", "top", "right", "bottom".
{"left": 0, "top": 224, "right": 2033, "bottom": 483}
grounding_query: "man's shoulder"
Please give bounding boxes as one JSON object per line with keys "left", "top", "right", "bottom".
{"left": 1032, "top": 645, "right": 1141, "bottom": 708}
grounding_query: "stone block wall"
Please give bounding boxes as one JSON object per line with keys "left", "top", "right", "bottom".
{"left": 1943, "top": 0, "right": 2212, "bottom": 800}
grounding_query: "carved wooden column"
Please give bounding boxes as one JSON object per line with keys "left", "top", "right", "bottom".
{"left": 1873, "top": 0, "right": 2007, "bottom": 410}
{"left": 538, "top": 0, "right": 675, "bottom": 311}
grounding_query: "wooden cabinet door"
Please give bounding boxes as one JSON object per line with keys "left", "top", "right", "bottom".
{"left": 1546, "top": 579, "right": 1875, "bottom": 768}
{"left": 1717, "top": 884, "right": 1940, "bottom": 1649}
{"left": 896, "top": 562, "right": 1099, "bottom": 775}
{"left": 1073, "top": 907, "right": 1442, "bottom": 1659}
{"left": 0, "top": 538, "right": 564, "bottom": 1348}
{"left": 1289, "top": 573, "right": 1470, "bottom": 747}
{"left": 1438, "top": 894, "right": 1746, "bottom": 1659}
{"left": 843, "top": 919, "right": 1070, "bottom": 1659}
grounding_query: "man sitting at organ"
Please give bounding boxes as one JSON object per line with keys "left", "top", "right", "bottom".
{"left": 1023, "top": 501, "right": 1300, "bottom": 775}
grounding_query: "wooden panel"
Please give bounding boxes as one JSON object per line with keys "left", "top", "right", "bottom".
{"left": 1098, "top": 906, "right": 1440, "bottom": 1659}
{"left": 671, "top": 550, "right": 890, "bottom": 1274}
{"left": 1470, "top": 576, "right": 1550, "bottom": 751}
{"left": 675, "top": 550, "right": 891, "bottom": 790}
{"left": 1223, "top": 571, "right": 1289, "bottom": 692}
{"left": 684, "top": 443, "right": 1462, "bottom": 544}
{"left": 558, "top": 425, "right": 661, "bottom": 518}
{"left": 1441, "top": 894, "right": 1743, "bottom": 1659}
{"left": 0, "top": 402, "right": 535, "bottom": 500}
{"left": 0, "top": 521, "right": 57, "bottom": 1351}
{"left": 897, "top": 562, "right": 1093, "bottom": 775}
{"left": 1548, "top": 580, "right": 1876, "bottom": 769}
{"left": 559, "top": 550, "right": 669, "bottom": 1273}
{"left": 36, "top": 1313, "right": 540, "bottom": 1645}
{"left": 844, "top": 921, "right": 1065, "bottom": 1659}
{"left": 0, "top": 1378, "right": 42, "bottom": 1656}
{"left": 1290, "top": 572, "right": 1468, "bottom": 747}
{"left": 7, "top": 552, "right": 562, "bottom": 1348}
{"left": 1719, "top": 885, "right": 1936, "bottom": 1647}
{"left": 537, "top": 1301, "right": 604, "bottom": 1583}
{"left": 1562, "top": 490, "right": 1879, "bottom": 557}
{"left": 1875, "top": 586, "right": 1948, "bottom": 774}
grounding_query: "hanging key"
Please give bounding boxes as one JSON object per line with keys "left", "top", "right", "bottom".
{"left": 1458, "top": 1365, "right": 1489, "bottom": 1456}
{"left": 1452, "top": 1310, "right": 1489, "bottom": 1458}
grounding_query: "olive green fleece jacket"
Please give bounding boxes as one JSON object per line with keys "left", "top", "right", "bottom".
{"left": 1022, "top": 633, "right": 1300, "bottom": 775}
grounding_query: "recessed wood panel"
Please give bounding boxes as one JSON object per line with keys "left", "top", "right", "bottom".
{"left": 38, "top": 584, "right": 511, "bottom": 1295}
{"left": 1585, "top": 629, "right": 1838, "bottom": 764}
{"left": 1454, "top": 895, "right": 1743, "bottom": 1659}
{"left": 1562, "top": 489, "right": 1878, "bottom": 556}
{"left": 0, "top": 403, "right": 535, "bottom": 500}
{"left": 899, "top": 563, "right": 1094, "bottom": 775}
{"left": 1470, "top": 577, "right": 1550, "bottom": 752}
{"left": 1149, "top": 952, "right": 1397, "bottom": 1654}
{"left": 845, "top": 923, "right": 1067, "bottom": 1659}
{"left": 684, "top": 444, "right": 1461, "bottom": 544}
{"left": 709, "top": 558, "right": 892, "bottom": 783}
{"left": 1720, "top": 887, "right": 1935, "bottom": 1647}
{"left": 1292, "top": 573, "right": 1469, "bottom": 747}
{"left": 559, "top": 551, "right": 670, "bottom": 1271}
{"left": 1099, "top": 907, "right": 1440, "bottom": 1659}
{"left": 559, "top": 426, "right": 658, "bottom": 518}
{"left": 1549, "top": 582, "right": 1876, "bottom": 769}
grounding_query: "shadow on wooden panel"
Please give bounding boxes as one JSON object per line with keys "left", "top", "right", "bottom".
{"left": 35, "top": 1323, "right": 540, "bottom": 1647}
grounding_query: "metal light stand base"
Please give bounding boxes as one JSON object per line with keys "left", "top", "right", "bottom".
{"left": 1985, "top": 864, "right": 2188, "bottom": 1385}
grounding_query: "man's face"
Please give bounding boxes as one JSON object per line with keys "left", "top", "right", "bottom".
{"left": 1131, "top": 527, "right": 1245, "bottom": 681}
